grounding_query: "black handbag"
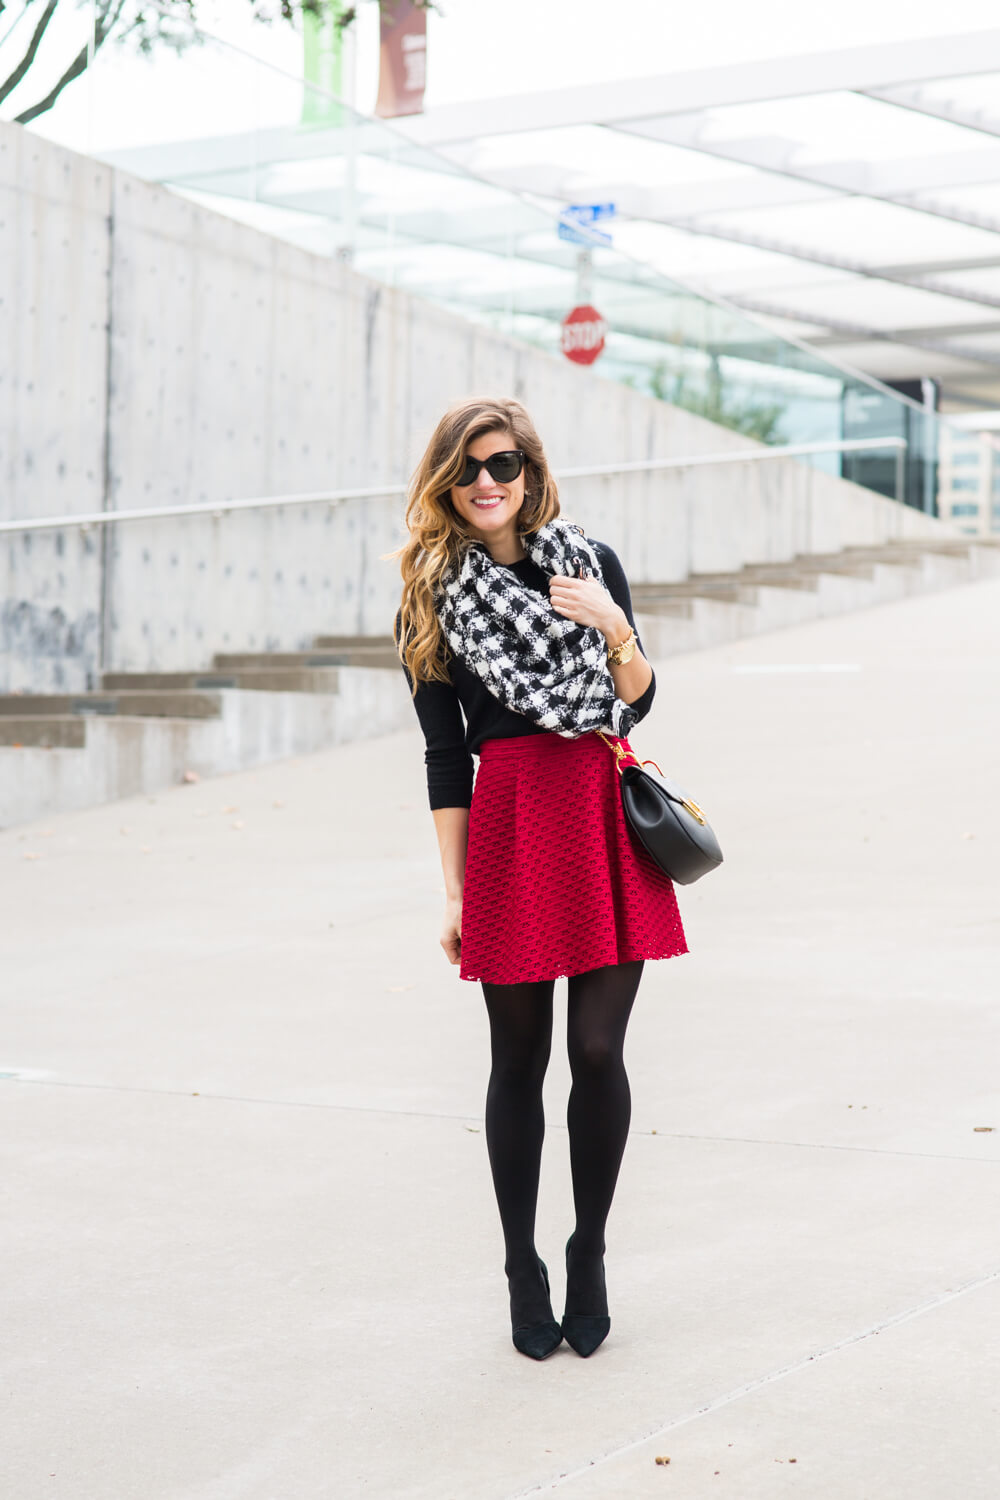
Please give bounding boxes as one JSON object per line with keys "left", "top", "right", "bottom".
{"left": 597, "top": 731, "right": 723, "bottom": 885}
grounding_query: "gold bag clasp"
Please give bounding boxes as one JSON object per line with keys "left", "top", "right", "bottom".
{"left": 597, "top": 731, "right": 707, "bottom": 824}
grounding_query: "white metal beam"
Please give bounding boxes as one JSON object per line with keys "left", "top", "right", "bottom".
{"left": 876, "top": 255, "right": 1000, "bottom": 276}
{"left": 821, "top": 318, "right": 1000, "bottom": 342}
{"left": 485, "top": 165, "right": 836, "bottom": 218}
{"left": 447, "top": 120, "right": 1000, "bottom": 248}
{"left": 724, "top": 293, "right": 1000, "bottom": 370}
{"left": 860, "top": 85, "right": 1000, "bottom": 141}
{"left": 613, "top": 200, "right": 1000, "bottom": 315}
{"left": 101, "top": 120, "right": 451, "bottom": 181}
{"left": 615, "top": 117, "right": 1000, "bottom": 241}
{"left": 734, "top": 142, "right": 1000, "bottom": 201}
{"left": 397, "top": 31, "right": 1000, "bottom": 148}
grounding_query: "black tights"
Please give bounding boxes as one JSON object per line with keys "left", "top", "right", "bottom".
{"left": 482, "top": 960, "right": 643, "bottom": 1324}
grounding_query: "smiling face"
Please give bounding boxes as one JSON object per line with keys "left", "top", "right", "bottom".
{"left": 449, "top": 428, "right": 526, "bottom": 555}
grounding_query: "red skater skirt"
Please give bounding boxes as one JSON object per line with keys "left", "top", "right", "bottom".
{"left": 459, "top": 731, "right": 688, "bottom": 985}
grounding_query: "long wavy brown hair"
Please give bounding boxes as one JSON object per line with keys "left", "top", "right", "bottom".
{"left": 395, "top": 397, "right": 561, "bottom": 686}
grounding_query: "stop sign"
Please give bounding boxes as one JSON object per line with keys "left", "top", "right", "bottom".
{"left": 561, "top": 304, "right": 606, "bottom": 365}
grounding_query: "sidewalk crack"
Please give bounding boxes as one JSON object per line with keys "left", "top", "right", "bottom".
{"left": 509, "top": 1265, "right": 1000, "bottom": 1496}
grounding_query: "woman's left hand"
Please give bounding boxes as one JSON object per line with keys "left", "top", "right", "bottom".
{"left": 549, "top": 574, "right": 629, "bottom": 643}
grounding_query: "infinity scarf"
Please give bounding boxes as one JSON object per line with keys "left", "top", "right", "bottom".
{"left": 436, "top": 519, "right": 637, "bottom": 739}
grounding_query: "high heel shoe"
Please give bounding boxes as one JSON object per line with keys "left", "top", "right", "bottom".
{"left": 510, "top": 1257, "right": 563, "bottom": 1361}
{"left": 561, "top": 1235, "right": 611, "bottom": 1358}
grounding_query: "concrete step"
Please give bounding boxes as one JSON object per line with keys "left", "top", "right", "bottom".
{"left": 635, "top": 538, "right": 1000, "bottom": 657}
{"left": 0, "top": 691, "right": 222, "bottom": 719}
{"left": 831, "top": 551, "right": 941, "bottom": 568}
{"left": 633, "top": 539, "right": 993, "bottom": 618}
{"left": 0, "top": 716, "right": 87, "bottom": 748}
{"left": 844, "top": 538, "right": 998, "bottom": 556}
{"left": 312, "top": 634, "right": 396, "bottom": 649}
{"left": 213, "top": 648, "right": 399, "bottom": 670}
{"left": 633, "top": 581, "right": 759, "bottom": 605}
{"left": 724, "top": 569, "right": 823, "bottom": 590}
{"left": 790, "top": 560, "right": 883, "bottom": 577}
{"left": 627, "top": 597, "right": 694, "bottom": 619}
{"left": 0, "top": 666, "right": 413, "bottom": 829}
{"left": 101, "top": 669, "right": 342, "bottom": 693}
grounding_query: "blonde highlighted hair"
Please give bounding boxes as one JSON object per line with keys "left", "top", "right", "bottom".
{"left": 395, "top": 397, "right": 560, "bottom": 686}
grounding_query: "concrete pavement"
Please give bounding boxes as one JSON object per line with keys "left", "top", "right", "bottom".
{"left": 2, "top": 578, "right": 999, "bottom": 1499}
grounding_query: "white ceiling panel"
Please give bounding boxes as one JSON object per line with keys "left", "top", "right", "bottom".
{"left": 747, "top": 276, "right": 995, "bottom": 332}
{"left": 938, "top": 266, "right": 1000, "bottom": 300}
{"left": 453, "top": 127, "right": 756, "bottom": 188}
{"left": 710, "top": 196, "right": 1000, "bottom": 263}
{"left": 931, "top": 328, "right": 1000, "bottom": 354}
{"left": 816, "top": 342, "right": 990, "bottom": 380}
{"left": 609, "top": 220, "right": 857, "bottom": 289}
{"left": 911, "top": 182, "right": 1000, "bottom": 221}
{"left": 883, "top": 71, "right": 1000, "bottom": 123}
{"left": 690, "top": 91, "right": 989, "bottom": 162}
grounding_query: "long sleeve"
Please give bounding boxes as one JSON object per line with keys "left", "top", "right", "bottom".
{"left": 408, "top": 671, "right": 475, "bottom": 810}
{"left": 597, "top": 543, "right": 656, "bottom": 722}
{"left": 397, "top": 607, "right": 475, "bottom": 809}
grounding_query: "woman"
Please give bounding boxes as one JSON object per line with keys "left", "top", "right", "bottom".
{"left": 396, "top": 397, "right": 687, "bottom": 1360}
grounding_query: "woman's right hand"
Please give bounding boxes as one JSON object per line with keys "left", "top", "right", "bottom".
{"left": 440, "top": 898, "right": 463, "bottom": 965}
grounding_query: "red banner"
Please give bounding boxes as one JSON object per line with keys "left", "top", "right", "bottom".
{"left": 375, "top": 1, "right": 427, "bottom": 118}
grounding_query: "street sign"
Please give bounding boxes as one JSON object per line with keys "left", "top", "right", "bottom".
{"left": 567, "top": 202, "right": 616, "bottom": 222}
{"left": 561, "top": 304, "right": 607, "bottom": 366}
{"left": 558, "top": 221, "right": 612, "bottom": 247}
{"left": 558, "top": 202, "right": 616, "bottom": 247}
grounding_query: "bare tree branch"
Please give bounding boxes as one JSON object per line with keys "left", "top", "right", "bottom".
{"left": 0, "top": 0, "right": 59, "bottom": 107}
{"left": 14, "top": 0, "right": 126, "bottom": 123}
{"left": 14, "top": 41, "right": 89, "bottom": 120}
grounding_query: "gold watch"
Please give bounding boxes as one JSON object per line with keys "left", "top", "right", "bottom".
{"left": 607, "top": 628, "right": 637, "bottom": 666}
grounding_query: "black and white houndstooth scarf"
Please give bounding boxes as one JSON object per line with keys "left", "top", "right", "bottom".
{"left": 436, "top": 519, "right": 638, "bottom": 739}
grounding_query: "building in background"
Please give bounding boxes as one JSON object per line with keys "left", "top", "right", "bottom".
{"left": 937, "top": 415, "right": 1000, "bottom": 537}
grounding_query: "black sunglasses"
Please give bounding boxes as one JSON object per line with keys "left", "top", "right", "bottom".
{"left": 455, "top": 450, "right": 525, "bottom": 487}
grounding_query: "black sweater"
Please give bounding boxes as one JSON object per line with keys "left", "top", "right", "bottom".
{"left": 404, "top": 540, "right": 655, "bottom": 809}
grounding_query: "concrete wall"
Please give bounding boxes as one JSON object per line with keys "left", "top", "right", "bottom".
{"left": 1, "top": 121, "right": 949, "bottom": 694}
{"left": 1, "top": 129, "right": 111, "bottom": 692}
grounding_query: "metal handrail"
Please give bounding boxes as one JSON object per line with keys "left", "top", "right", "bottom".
{"left": 0, "top": 437, "right": 907, "bottom": 535}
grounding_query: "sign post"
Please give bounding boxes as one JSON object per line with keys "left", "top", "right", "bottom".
{"left": 558, "top": 205, "right": 614, "bottom": 366}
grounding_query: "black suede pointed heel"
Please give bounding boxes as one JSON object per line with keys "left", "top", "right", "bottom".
{"left": 561, "top": 1235, "right": 611, "bottom": 1358}
{"left": 511, "top": 1258, "right": 563, "bottom": 1361}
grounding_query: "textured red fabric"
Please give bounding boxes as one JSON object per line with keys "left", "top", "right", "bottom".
{"left": 460, "top": 731, "right": 689, "bottom": 985}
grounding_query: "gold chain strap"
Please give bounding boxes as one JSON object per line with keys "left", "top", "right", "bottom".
{"left": 594, "top": 728, "right": 638, "bottom": 775}
{"left": 594, "top": 729, "right": 707, "bottom": 825}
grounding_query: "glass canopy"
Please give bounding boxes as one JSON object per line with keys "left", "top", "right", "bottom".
{"left": 394, "top": 30, "right": 1000, "bottom": 418}
{"left": 17, "top": 19, "right": 984, "bottom": 514}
